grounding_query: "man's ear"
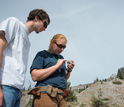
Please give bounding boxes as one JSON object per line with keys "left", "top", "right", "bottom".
{"left": 34, "top": 16, "right": 38, "bottom": 22}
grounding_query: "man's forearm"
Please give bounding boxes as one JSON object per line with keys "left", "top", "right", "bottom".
{"left": 0, "top": 31, "right": 8, "bottom": 85}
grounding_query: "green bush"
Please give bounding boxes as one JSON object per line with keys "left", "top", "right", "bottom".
{"left": 91, "top": 97, "right": 104, "bottom": 107}
{"left": 68, "top": 105, "right": 71, "bottom": 107}
{"left": 112, "top": 81, "right": 122, "bottom": 85}
{"left": 117, "top": 68, "right": 124, "bottom": 79}
{"left": 102, "top": 98, "right": 110, "bottom": 101}
{"left": 91, "top": 88, "right": 109, "bottom": 107}
{"left": 66, "top": 81, "right": 77, "bottom": 102}
{"left": 80, "top": 103, "right": 85, "bottom": 107}
{"left": 78, "top": 88, "right": 85, "bottom": 93}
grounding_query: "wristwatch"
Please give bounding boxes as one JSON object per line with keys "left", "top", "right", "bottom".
{"left": 67, "top": 69, "right": 72, "bottom": 72}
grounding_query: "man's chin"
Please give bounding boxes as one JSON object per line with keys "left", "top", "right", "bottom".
{"left": 35, "top": 31, "right": 39, "bottom": 34}
{"left": 57, "top": 52, "right": 61, "bottom": 55}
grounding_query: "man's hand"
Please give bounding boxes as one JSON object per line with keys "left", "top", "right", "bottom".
{"left": 0, "top": 31, "right": 7, "bottom": 107}
{"left": 56, "top": 59, "right": 66, "bottom": 68}
{"left": 67, "top": 60, "right": 75, "bottom": 72}
{"left": 0, "top": 87, "right": 3, "bottom": 107}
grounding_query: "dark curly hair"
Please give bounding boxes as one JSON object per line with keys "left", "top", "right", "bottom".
{"left": 27, "top": 9, "right": 50, "bottom": 24}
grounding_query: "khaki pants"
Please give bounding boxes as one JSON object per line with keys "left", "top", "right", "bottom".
{"left": 32, "top": 93, "right": 67, "bottom": 107}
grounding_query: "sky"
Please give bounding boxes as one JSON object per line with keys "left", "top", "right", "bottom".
{"left": 0, "top": 0, "right": 124, "bottom": 89}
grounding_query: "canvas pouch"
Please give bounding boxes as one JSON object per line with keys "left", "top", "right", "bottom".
{"left": 28, "top": 85, "right": 58, "bottom": 97}
{"left": 46, "top": 85, "right": 58, "bottom": 97}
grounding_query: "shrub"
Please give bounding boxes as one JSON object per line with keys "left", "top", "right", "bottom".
{"left": 112, "top": 81, "right": 122, "bottom": 85}
{"left": 91, "top": 97, "right": 104, "bottom": 107}
{"left": 66, "top": 87, "right": 77, "bottom": 102}
{"left": 66, "top": 81, "right": 77, "bottom": 102}
{"left": 78, "top": 88, "right": 85, "bottom": 93}
{"left": 80, "top": 103, "right": 85, "bottom": 107}
{"left": 68, "top": 105, "right": 71, "bottom": 107}
{"left": 91, "top": 88, "right": 109, "bottom": 107}
{"left": 102, "top": 98, "right": 110, "bottom": 101}
{"left": 117, "top": 68, "right": 124, "bottom": 79}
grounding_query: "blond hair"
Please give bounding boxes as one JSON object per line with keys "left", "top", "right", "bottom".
{"left": 49, "top": 34, "right": 67, "bottom": 50}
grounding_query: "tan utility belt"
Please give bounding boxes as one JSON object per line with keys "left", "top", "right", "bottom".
{"left": 28, "top": 85, "right": 65, "bottom": 98}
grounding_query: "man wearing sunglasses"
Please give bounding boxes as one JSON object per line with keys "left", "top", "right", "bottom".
{"left": 0, "top": 9, "right": 50, "bottom": 107}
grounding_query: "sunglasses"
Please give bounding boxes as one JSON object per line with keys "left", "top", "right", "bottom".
{"left": 54, "top": 42, "right": 66, "bottom": 49}
{"left": 44, "top": 21, "right": 48, "bottom": 28}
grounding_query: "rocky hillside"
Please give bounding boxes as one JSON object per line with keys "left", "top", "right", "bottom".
{"left": 73, "top": 78, "right": 124, "bottom": 107}
{"left": 20, "top": 78, "right": 124, "bottom": 107}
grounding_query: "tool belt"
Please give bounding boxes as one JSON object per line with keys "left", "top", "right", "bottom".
{"left": 28, "top": 85, "right": 70, "bottom": 98}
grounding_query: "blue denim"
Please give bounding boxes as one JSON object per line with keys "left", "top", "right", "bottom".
{"left": 1, "top": 85, "right": 21, "bottom": 107}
